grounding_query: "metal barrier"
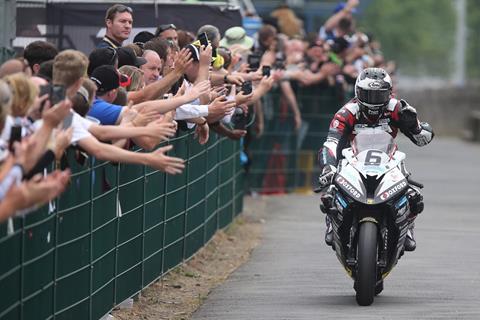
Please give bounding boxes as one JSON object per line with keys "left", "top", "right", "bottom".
{"left": 247, "top": 83, "right": 345, "bottom": 194}
{"left": 0, "top": 131, "right": 244, "bottom": 320}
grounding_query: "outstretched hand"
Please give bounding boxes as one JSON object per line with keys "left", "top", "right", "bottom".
{"left": 149, "top": 145, "right": 185, "bottom": 175}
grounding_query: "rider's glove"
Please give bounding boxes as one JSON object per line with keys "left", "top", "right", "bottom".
{"left": 399, "top": 99, "right": 420, "bottom": 133}
{"left": 318, "top": 165, "right": 337, "bottom": 189}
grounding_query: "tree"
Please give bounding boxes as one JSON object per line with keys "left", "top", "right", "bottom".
{"left": 358, "top": 0, "right": 456, "bottom": 77}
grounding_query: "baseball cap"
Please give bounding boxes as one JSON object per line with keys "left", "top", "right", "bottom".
{"left": 219, "top": 27, "right": 254, "bottom": 49}
{"left": 88, "top": 47, "right": 117, "bottom": 76}
{"left": 133, "top": 31, "right": 155, "bottom": 45}
{"left": 184, "top": 44, "right": 200, "bottom": 62}
{"left": 90, "top": 65, "right": 120, "bottom": 94}
{"left": 117, "top": 47, "right": 147, "bottom": 68}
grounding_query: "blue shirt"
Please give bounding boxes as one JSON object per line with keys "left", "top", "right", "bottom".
{"left": 88, "top": 98, "right": 123, "bottom": 125}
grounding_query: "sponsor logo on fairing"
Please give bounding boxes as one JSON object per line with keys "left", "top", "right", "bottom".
{"left": 380, "top": 181, "right": 407, "bottom": 200}
{"left": 336, "top": 176, "right": 361, "bottom": 199}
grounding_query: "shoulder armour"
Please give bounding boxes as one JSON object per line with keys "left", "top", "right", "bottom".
{"left": 344, "top": 102, "right": 360, "bottom": 115}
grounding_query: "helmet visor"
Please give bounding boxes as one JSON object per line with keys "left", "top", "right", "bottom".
{"left": 357, "top": 89, "right": 390, "bottom": 106}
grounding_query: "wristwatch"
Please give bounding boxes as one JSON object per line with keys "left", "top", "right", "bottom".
{"left": 224, "top": 74, "right": 229, "bottom": 84}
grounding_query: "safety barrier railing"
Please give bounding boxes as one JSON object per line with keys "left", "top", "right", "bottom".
{"left": 247, "top": 84, "right": 346, "bottom": 194}
{"left": 0, "top": 131, "right": 244, "bottom": 320}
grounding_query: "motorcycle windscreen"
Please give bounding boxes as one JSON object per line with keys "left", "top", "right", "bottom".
{"left": 352, "top": 128, "right": 396, "bottom": 157}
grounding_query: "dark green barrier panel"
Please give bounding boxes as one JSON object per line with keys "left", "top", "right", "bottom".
{"left": 0, "top": 131, "right": 244, "bottom": 320}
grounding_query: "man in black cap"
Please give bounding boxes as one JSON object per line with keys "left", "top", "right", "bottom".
{"left": 88, "top": 65, "right": 125, "bottom": 125}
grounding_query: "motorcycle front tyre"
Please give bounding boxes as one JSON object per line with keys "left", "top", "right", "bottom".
{"left": 355, "top": 221, "right": 378, "bottom": 306}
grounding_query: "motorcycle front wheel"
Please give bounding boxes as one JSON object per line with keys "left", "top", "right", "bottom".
{"left": 355, "top": 221, "right": 378, "bottom": 306}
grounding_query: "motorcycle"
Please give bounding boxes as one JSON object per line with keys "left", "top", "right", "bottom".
{"left": 316, "top": 128, "right": 423, "bottom": 306}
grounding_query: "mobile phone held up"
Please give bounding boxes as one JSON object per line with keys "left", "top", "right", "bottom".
{"left": 262, "top": 65, "right": 271, "bottom": 77}
{"left": 198, "top": 32, "right": 209, "bottom": 48}
{"left": 39, "top": 84, "right": 66, "bottom": 112}
{"left": 247, "top": 53, "right": 261, "bottom": 71}
{"left": 8, "top": 123, "right": 22, "bottom": 152}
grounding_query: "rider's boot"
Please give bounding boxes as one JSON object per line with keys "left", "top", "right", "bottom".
{"left": 375, "top": 280, "right": 384, "bottom": 296}
{"left": 404, "top": 188, "right": 424, "bottom": 252}
{"left": 321, "top": 190, "right": 335, "bottom": 247}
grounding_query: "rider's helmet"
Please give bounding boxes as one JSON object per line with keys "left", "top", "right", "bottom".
{"left": 355, "top": 67, "right": 392, "bottom": 120}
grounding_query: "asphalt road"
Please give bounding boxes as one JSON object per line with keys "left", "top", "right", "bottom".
{"left": 193, "top": 137, "right": 480, "bottom": 320}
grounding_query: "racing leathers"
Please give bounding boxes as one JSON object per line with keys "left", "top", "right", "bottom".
{"left": 318, "top": 97, "right": 434, "bottom": 250}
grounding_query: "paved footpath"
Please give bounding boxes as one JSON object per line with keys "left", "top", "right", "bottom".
{"left": 193, "top": 137, "right": 480, "bottom": 320}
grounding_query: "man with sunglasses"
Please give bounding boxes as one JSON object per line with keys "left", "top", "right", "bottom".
{"left": 155, "top": 24, "right": 178, "bottom": 46}
{"left": 97, "top": 4, "right": 133, "bottom": 49}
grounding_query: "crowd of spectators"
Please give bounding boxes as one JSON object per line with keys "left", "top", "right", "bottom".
{"left": 0, "top": 0, "right": 394, "bottom": 223}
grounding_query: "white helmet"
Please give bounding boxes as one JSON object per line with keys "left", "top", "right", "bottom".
{"left": 355, "top": 68, "right": 392, "bottom": 118}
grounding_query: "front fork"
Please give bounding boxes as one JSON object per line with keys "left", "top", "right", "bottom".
{"left": 346, "top": 216, "right": 388, "bottom": 272}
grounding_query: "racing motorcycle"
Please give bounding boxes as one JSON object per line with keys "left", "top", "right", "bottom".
{"left": 316, "top": 128, "right": 423, "bottom": 306}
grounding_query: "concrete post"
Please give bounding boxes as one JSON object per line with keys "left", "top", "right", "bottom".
{"left": 0, "top": 0, "right": 16, "bottom": 48}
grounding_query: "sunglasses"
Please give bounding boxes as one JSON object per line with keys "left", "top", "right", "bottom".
{"left": 119, "top": 73, "right": 131, "bottom": 88}
{"left": 157, "top": 23, "right": 177, "bottom": 34}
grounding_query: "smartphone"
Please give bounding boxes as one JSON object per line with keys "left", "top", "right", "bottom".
{"left": 50, "top": 85, "right": 66, "bottom": 106}
{"left": 247, "top": 53, "right": 261, "bottom": 71}
{"left": 39, "top": 84, "right": 52, "bottom": 113}
{"left": 262, "top": 65, "right": 271, "bottom": 77}
{"left": 241, "top": 81, "right": 252, "bottom": 95}
{"left": 9, "top": 125, "right": 22, "bottom": 152}
{"left": 63, "top": 112, "right": 74, "bottom": 129}
{"left": 198, "top": 32, "right": 209, "bottom": 47}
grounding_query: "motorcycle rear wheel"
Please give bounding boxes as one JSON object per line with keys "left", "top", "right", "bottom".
{"left": 355, "top": 221, "right": 378, "bottom": 306}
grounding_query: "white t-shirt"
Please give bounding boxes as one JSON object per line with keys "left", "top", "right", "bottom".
{"left": 70, "top": 111, "right": 95, "bottom": 144}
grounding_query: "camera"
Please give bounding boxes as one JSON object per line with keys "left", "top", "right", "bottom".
{"left": 231, "top": 107, "right": 247, "bottom": 130}
{"left": 241, "top": 81, "right": 252, "bottom": 95}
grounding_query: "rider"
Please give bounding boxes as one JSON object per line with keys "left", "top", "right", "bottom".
{"left": 317, "top": 67, "right": 434, "bottom": 252}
